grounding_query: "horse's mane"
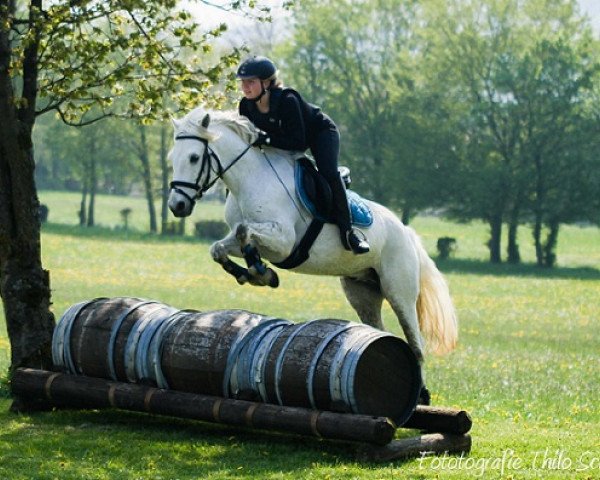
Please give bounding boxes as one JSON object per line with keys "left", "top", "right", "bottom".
{"left": 179, "top": 107, "right": 259, "bottom": 144}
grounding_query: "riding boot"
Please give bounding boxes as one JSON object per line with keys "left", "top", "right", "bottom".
{"left": 329, "top": 174, "right": 370, "bottom": 254}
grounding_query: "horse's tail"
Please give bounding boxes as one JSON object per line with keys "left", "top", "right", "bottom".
{"left": 408, "top": 228, "right": 458, "bottom": 355}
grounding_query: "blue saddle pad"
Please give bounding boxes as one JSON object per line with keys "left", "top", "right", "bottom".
{"left": 295, "top": 160, "right": 373, "bottom": 228}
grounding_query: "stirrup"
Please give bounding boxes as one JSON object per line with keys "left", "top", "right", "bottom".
{"left": 346, "top": 229, "right": 370, "bottom": 254}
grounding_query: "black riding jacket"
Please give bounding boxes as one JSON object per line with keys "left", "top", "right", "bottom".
{"left": 238, "top": 88, "right": 337, "bottom": 151}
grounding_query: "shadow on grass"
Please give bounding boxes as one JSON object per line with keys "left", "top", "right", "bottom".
{"left": 0, "top": 403, "right": 419, "bottom": 474}
{"left": 436, "top": 257, "right": 600, "bottom": 281}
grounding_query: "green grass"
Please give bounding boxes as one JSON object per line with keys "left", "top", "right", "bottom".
{"left": 0, "top": 190, "right": 599, "bottom": 479}
{"left": 38, "top": 189, "right": 226, "bottom": 236}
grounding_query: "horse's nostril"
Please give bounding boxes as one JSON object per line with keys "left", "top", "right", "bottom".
{"left": 177, "top": 201, "right": 186, "bottom": 212}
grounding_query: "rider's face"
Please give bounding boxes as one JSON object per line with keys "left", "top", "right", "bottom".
{"left": 240, "top": 78, "right": 264, "bottom": 99}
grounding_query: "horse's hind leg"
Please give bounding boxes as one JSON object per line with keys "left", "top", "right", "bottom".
{"left": 340, "top": 274, "right": 384, "bottom": 331}
{"left": 378, "top": 250, "right": 430, "bottom": 404}
{"left": 379, "top": 271, "right": 425, "bottom": 364}
{"left": 376, "top": 240, "right": 425, "bottom": 364}
{"left": 344, "top": 272, "right": 430, "bottom": 405}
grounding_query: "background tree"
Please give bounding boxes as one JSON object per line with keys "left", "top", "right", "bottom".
{"left": 279, "top": 0, "right": 455, "bottom": 221}
{"left": 421, "top": 0, "right": 599, "bottom": 263}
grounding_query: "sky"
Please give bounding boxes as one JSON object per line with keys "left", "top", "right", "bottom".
{"left": 579, "top": 0, "right": 600, "bottom": 30}
{"left": 186, "top": 0, "right": 600, "bottom": 32}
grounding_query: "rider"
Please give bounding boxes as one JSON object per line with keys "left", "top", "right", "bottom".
{"left": 236, "top": 55, "right": 370, "bottom": 255}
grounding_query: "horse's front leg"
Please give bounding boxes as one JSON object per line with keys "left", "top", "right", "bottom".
{"left": 210, "top": 232, "right": 253, "bottom": 285}
{"left": 235, "top": 222, "right": 296, "bottom": 288}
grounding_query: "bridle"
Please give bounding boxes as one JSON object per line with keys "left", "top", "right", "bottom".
{"left": 169, "top": 134, "right": 252, "bottom": 204}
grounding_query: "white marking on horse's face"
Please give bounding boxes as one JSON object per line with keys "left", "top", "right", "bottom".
{"left": 167, "top": 135, "right": 207, "bottom": 217}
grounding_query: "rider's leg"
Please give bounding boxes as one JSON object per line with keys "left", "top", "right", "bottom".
{"left": 329, "top": 173, "right": 370, "bottom": 253}
{"left": 311, "top": 128, "right": 370, "bottom": 254}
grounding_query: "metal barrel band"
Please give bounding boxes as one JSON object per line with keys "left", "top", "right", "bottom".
{"left": 124, "top": 304, "right": 175, "bottom": 383}
{"left": 124, "top": 304, "right": 164, "bottom": 382}
{"left": 134, "top": 307, "right": 179, "bottom": 381}
{"left": 254, "top": 324, "right": 288, "bottom": 403}
{"left": 51, "top": 300, "right": 82, "bottom": 369}
{"left": 274, "top": 320, "right": 320, "bottom": 406}
{"left": 53, "top": 299, "right": 101, "bottom": 374}
{"left": 107, "top": 300, "right": 157, "bottom": 381}
{"left": 226, "top": 318, "right": 291, "bottom": 397}
{"left": 239, "top": 319, "right": 291, "bottom": 394}
{"left": 306, "top": 321, "right": 354, "bottom": 409}
{"left": 221, "top": 315, "right": 269, "bottom": 398}
{"left": 149, "top": 310, "right": 192, "bottom": 389}
{"left": 341, "top": 330, "right": 388, "bottom": 413}
{"left": 328, "top": 325, "right": 372, "bottom": 408}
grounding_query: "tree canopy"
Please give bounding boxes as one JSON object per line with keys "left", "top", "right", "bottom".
{"left": 280, "top": 0, "right": 600, "bottom": 262}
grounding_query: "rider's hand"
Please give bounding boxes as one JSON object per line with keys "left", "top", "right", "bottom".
{"left": 253, "top": 132, "right": 270, "bottom": 147}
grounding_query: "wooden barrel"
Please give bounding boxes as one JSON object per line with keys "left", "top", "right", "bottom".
{"left": 53, "top": 298, "right": 421, "bottom": 423}
{"left": 247, "top": 319, "right": 422, "bottom": 425}
{"left": 153, "top": 309, "right": 278, "bottom": 396}
{"left": 52, "top": 297, "right": 178, "bottom": 382}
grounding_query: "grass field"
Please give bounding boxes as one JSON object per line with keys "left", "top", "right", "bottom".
{"left": 0, "top": 190, "right": 599, "bottom": 479}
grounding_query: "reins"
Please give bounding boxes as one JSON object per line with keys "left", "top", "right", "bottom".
{"left": 169, "top": 134, "right": 252, "bottom": 203}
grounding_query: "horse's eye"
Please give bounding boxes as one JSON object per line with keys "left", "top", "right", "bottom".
{"left": 190, "top": 153, "right": 200, "bottom": 164}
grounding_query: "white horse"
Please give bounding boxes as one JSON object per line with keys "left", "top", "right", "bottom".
{"left": 167, "top": 107, "right": 458, "bottom": 399}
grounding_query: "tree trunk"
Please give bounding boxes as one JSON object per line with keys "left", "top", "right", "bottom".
{"left": 532, "top": 151, "right": 545, "bottom": 267}
{"left": 86, "top": 134, "right": 97, "bottom": 227}
{"left": 543, "top": 220, "right": 559, "bottom": 268}
{"left": 79, "top": 181, "right": 88, "bottom": 226}
{"left": 0, "top": 8, "right": 55, "bottom": 371}
{"left": 160, "top": 123, "right": 170, "bottom": 235}
{"left": 401, "top": 206, "right": 411, "bottom": 226}
{"left": 488, "top": 215, "right": 502, "bottom": 263}
{"left": 139, "top": 125, "right": 157, "bottom": 233}
{"left": 507, "top": 218, "right": 521, "bottom": 264}
{"left": 533, "top": 215, "right": 544, "bottom": 267}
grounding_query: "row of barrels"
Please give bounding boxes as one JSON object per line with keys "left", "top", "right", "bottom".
{"left": 52, "top": 297, "right": 422, "bottom": 425}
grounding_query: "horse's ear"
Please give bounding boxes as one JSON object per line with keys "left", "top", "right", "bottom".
{"left": 201, "top": 113, "right": 210, "bottom": 129}
{"left": 171, "top": 117, "right": 182, "bottom": 129}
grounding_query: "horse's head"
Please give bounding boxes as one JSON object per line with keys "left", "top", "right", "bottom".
{"left": 168, "top": 110, "right": 219, "bottom": 217}
{"left": 168, "top": 108, "right": 260, "bottom": 217}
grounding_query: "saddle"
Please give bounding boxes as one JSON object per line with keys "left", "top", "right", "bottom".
{"left": 295, "top": 157, "right": 373, "bottom": 227}
{"left": 273, "top": 158, "right": 372, "bottom": 270}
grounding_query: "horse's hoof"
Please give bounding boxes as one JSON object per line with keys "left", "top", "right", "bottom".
{"left": 236, "top": 275, "right": 248, "bottom": 285}
{"left": 248, "top": 262, "right": 267, "bottom": 277}
{"left": 268, "top": 269, "right": 279, "bottom": 288}
{"left": 418, "top": 385, "right": 431, "bottom": 405}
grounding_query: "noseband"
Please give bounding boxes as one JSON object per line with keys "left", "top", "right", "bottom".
{"left": 169, "top": 135, "right": 252, "bottom": 204}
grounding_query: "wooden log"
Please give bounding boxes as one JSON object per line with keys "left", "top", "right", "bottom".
{"left": 357, "top": 432, "right": 472, "bottom": 462}
{"left": 402, "top": 405, "right": 473, "bottom": 434}
{"left": 11, "top": 368, "right": 396, "bottom": 445}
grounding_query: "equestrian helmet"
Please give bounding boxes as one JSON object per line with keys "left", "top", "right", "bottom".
{"left": 236, "top": 56, "right": 277, "bottom": 80}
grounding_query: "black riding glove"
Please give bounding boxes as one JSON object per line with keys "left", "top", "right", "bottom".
{"left": 253, "top": 132, "right": 270, "bottom": 147}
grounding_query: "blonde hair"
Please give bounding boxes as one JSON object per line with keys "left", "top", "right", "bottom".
{"left": 265, "top": 73, "right": 282, "bottom": 89}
